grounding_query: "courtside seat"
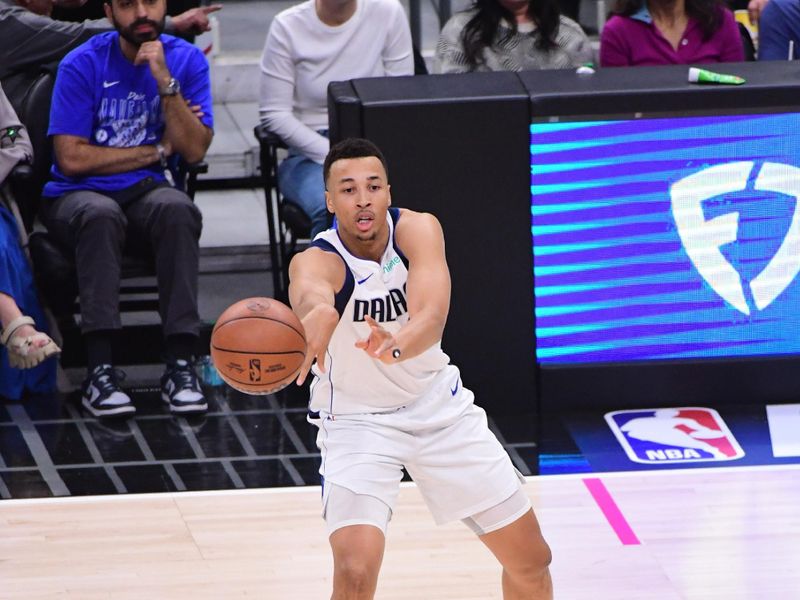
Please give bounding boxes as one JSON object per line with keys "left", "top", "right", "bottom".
{"left": 5, "top": 68, "right": 208, "bottom": 366}
{"left": 253, "top": 123, "right": 311, "bottom": 300}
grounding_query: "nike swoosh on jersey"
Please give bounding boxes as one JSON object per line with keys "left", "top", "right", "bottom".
{"left": 103, "top": 80, "right": 120, "bottom": 88}
{"left": 357, "top": 273, "right": 374, "bottom": 285}
{"left": 450, "top": 379, "right": 459, "bottom": 396}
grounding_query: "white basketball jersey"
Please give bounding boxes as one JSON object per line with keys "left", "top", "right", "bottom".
{"left": 308, "top": 208, "right": 451, "bottom": 415}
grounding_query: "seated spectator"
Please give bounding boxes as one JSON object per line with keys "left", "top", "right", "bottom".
{"left": 728, "top": 0, "right": 770, "bottom": 25}
{"left": 40, "top": 0, "right": 214, "bottom": 418}
{"left": 0, "top": 0, "right": 220, "bottom": 79}
{"left": 258, "top": 0, "right": 414, "bottom": 238}
{"left": 758, "top": 0, "right": 799, "bottom": 59}
{"left": 434, "top": 0, "right": 593, "bottom": 73}
{"left": 600, "top": 0, "right": 744, "bottom": 66}
{"left": 0, "top": 82, "right": 60, "bottom": 401}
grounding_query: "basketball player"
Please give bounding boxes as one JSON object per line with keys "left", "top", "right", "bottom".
{"left": 289, "top": 138, "right": 553, "bottom": 599}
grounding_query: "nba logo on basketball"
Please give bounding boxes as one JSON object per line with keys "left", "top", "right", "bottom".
{"left": 249, "top": 359, "right": 262, "bottom": 382}
{"left": 605, "top": 407, "right": 745, "bottom": 464}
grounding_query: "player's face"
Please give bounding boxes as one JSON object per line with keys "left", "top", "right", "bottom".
{"left": 326, "top": 156, "right": 391, "bottom": 244}
{"left": 105, "top": 0, "right": 166, "bottom": 46}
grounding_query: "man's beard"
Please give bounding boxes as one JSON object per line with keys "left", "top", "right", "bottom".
{"left": 113, "top": 15, "right": 166, "bottom": 46}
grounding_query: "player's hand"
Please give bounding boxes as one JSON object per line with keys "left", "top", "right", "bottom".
{"left": 171, "top": 4, "right": 222, "bottom": 35}
{"left": 355, "top": 315, "right": 397, "bottom": 364}
{"left": 135, "top": 41, "right": 170, "bottom": 87}
{"left": 296, "top": 304, "right": 339, "bottom": 386}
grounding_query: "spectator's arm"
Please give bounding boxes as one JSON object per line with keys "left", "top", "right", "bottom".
{"left": 53, "top": 135, "right": 160, "bottom": 177}
{"left": 382, "top": 0, "right": 414, "bottom": 75}
{"left": 0, "top": 85, "right": 33, "bottom": 184}
{"left": 167, "top": 5, "right": 221, "bottom": 36}
{"left": 0, "top": 8, "right": 110, "bottom": 78}
{"left": 718, "top": 9, "right": 746, "bottom": 62}
{"left": 160, "top": 51, "right": 214, "bottom": 163}
{"left": 258, "top": 19, "right": 328, "bottom": 164}
{"left": 160, "top": 94, "right": 212, "bottom": 164}
{"left": 599, "top": 17, "right": 631, "bottom": 67}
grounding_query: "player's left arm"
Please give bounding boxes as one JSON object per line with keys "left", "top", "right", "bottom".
{"left": 360, "top": 210, "right": 450, "bottom": 363}
{"left": 135, "top": 41, "right": 213, "bottom": 163}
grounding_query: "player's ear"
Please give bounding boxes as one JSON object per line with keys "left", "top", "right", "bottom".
{"left": 387, "top": 184, "right": 391, "bottom": 207}
{"left": 325, "top": 190, "right": 335, "bottom": 214}
{"left": 103, "top": 0, "right": 112, "bottom": 22}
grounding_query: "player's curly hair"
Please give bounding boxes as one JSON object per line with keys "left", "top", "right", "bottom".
{"left": 323, "top": 138, "right": 389, "bottom": 189}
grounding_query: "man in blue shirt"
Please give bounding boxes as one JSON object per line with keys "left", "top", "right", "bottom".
{"left": 41, "top": 0, "right": 214, "bottom": 418}
{"left": 758, "top": 0, "right": 800, "bottom": 60}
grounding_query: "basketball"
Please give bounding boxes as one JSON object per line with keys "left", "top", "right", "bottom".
{"left": 210, "top": 297, "right": 307, "bottom": 395}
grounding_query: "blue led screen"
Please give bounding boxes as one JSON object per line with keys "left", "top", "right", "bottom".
{"left": 531, "top": 113, "right": 800, "bottom": 364}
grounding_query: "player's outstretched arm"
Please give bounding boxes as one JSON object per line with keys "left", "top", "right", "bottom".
{"left": 288, "top": 248, "right": 344, "bottom": 384}
{"left": 390, "top": 209, "right": 451, "bottom": 360}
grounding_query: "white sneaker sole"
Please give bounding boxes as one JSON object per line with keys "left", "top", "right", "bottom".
{"left": 161, "top": 392, "right": 208, "bottom": 414}
{"left": 82, "top": 397, "right": 136, "bottom": 418}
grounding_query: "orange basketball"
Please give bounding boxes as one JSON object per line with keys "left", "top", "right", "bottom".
{"left": 210, "top": 297, "right": 307, "bottom": 395}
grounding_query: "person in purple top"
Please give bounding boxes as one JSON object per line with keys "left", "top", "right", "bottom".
{"left": 600, "top": 0, "right": 744, "bottom": 66}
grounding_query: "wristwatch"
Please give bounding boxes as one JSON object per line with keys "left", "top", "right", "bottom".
{"left": 159, "top": 77, "right": 180, "bottom": 97}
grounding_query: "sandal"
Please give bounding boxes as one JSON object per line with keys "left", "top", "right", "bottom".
{"left": 0, "top": 315, "right": 61, "bottom": 369}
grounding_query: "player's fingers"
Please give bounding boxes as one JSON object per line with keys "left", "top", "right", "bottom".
{"left": 296, "top": 351, "right": 316, "bottom": 385}
{"left": 295, "top": 359, "right": 311, "bottom": 386}
{"left": 316, "top": 347, "right": 327, "bottom": 372}
{"left": 363, "top": 315, "right": 382, "bottom": 331}
{"left": 202, "top": 4, "right": 222, "bottom": 13}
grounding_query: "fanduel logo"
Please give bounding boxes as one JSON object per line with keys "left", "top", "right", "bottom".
{"left": 671, "top": 161, "right": 800, "bottom": 315}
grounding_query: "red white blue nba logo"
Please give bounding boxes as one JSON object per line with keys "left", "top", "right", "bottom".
{"left": 605, "top": 407, "right": 745, "bottom": 464}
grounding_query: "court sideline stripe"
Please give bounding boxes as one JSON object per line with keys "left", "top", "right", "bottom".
{"left": 582, "top": 477, "right": 640, "bottom": 545}
{"left": 6, "top": 404, "right": 70, "bottom": 496}
{"left": 3, "top": 463, "right": 799, "bottom": 507}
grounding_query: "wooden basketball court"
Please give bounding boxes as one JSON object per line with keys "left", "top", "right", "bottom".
{"left": 3, "top": 464, "right": 799, "bottom": 599}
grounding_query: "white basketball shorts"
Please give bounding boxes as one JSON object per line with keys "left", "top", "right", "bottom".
{"left": 309, "top": 365, "right": 526, "bottom": 527}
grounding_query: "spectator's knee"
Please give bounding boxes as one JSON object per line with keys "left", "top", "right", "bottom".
{"left": 149, "top": 191, "right": 202, "bottom": 234}
{"left": 74, "top": 195, "right": 126, "bottom": 234}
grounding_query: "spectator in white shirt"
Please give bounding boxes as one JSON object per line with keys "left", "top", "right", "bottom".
{"left": 258, "top": 0, "right": 413, "bottom": 237}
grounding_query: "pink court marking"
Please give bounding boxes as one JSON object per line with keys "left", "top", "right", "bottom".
{"left": 582, "top": 477, "right": 641, "bottom": 545}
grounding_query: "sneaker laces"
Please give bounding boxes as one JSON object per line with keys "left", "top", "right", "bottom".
{"left": 90, "top": 364, "right": 126, "bottom": 396}
{"left": 169, "top": 360, "right": 200, "bottom": 391}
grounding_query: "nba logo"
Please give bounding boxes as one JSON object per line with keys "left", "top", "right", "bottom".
{"left": 249, "top": 359, "right": 261, "bottom": 382}
{"left": 605, "top": 407, "right": 745, "bottom": 464}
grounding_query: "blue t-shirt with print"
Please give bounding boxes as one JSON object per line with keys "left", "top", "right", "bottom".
{"left": 44, "top": 32, "right": 213, "bottom": 198}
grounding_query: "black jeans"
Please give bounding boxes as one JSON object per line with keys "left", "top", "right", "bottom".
{"left": 41, "top": 184, "right": 202, "bottom": 336}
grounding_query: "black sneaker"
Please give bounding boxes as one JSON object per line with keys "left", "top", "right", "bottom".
{"left": 81, "top": 364, "right": 135, "bottom": 418}
{"left": 161, "top": 359, "right": 207, "bottom": 414}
